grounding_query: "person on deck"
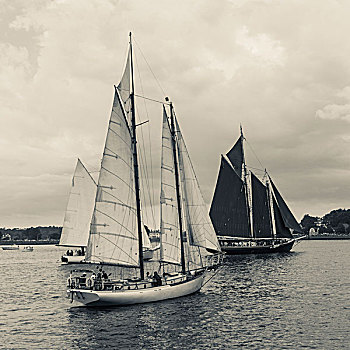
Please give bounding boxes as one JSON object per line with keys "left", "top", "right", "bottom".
{"left": 79, "top": 273, "right": 87, "bottom": 288}
{"left": 153, "top": 271, "right": 162, "bottom": 286}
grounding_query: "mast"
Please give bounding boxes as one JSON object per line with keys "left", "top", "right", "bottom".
{"left": 169, "top": 102, "right": 186, "bottom": 274}
{"left": 129, "top": 32, "right": 144, "bottom": 279}
{"left": 265, "top": 174, "right": 275, "bottom": 240}
{"left": 240, "top": 125, "right": 253, "bottom": 238}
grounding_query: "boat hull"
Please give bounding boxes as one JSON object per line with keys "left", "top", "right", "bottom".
{"left": 68, "top": 274, "right": 204, "bottom": 307}
{"left": 61, "top": 255, "right": 85, "bottom": 264}
{"left": 2, "top": 246, "right": 19, "bottom": 250}
{"left": 220, "top": 239, "right": 295, "bottom": 255}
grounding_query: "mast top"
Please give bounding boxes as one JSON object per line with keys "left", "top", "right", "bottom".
{"left": 240, "top": 124, "right": 244, "bottom": 139}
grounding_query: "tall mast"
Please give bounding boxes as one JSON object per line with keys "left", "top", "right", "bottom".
{"left": 265, "top": 173, "right": 275, "bottom": 240}
{"left": 266, "top": 174, "right": 277, "bottom": 240}
{"left": 129, "top": 32, "right": 144, "bottom": 279}
{"left": 240, "top": 125, "right": 253, "bottom": 238}
{"left": 169, "top": 102, "right": 186, "bottom": 274}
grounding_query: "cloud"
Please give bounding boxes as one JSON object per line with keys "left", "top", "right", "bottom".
{"left": 316, "top": 86, "right": 350, "bottom": 122}
{"left": 236, "top": 26, "right": 286, "bottom": 67}
{"left": 1, "top": 0, "right": 350, "bottom": 227}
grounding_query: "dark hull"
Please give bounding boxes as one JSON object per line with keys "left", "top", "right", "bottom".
{"left": 220, "top": 239, "right": 295, "bottom": 255}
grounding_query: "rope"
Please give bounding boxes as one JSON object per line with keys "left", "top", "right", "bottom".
{"left": 201, "top": 266, "right": 223, "bottom": 288}
{"left": 135, "top": 93, "right": 170, "bottom": 105}
{"left": 245, "top": 138, "right": 265, "bottom": 171}
{"left": 134, "top": 51, "right": 156, "bottom": 228}
{"left": 133, "top": 36, "right": 167, "bottom": 97}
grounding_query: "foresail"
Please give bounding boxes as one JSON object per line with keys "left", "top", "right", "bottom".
{"left": 175, "top": 118, "right": 221, "bottom": 252}
{"left": 272, "top": 196, "right": 293, "bottom": 239}
{"left": 60, "top": 159, "right": 97, "bottom": 247}
{"left": 269, "top": 177, "right": 302, "bottom": 233}
{"left": 251, "top": 172, "right": 273, "bottom": 238}
{"left": 226, "top": 137, "right": 244, "bottom": 178}
{"left": 209, "top": 156, "right": 251, "bottom": 238}
{"left": 86, "top": 86, "right": 139, "bottom": 267}
{"left": 159, "top": 107, "right": 181, "bottom": 265}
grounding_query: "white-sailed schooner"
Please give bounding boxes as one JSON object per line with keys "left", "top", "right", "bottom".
{"left": 67, "top": 33, "right": 222, "bottom": 307}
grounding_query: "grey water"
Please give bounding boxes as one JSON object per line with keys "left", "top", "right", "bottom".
{"left": 0, "top": 241, "right": 349, "bottom": 350}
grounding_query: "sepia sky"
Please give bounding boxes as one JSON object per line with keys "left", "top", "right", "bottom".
{"left": 1, "top": 0, "right": 350, "bottom": 228}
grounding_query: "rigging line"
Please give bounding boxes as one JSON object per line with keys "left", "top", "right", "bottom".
{"left": 134, "top": 93, "right": 170, "bottom": 105}
{"left": 133, "top": 36, "right": 167, "bottom": 97}
{"left": 201, "top": 266, "right": 223, "bottom": 288}
{"left": 134, "top": 54, "right": 156, "bottom": 228}
{"left": 245, "top": 139, "right": 265, "bottom": 171}
{"left": 135, "top": 61, "right": 156, "bottom": 230}
{"left": 246, "top": 165, "right": 265, "bottom": 173}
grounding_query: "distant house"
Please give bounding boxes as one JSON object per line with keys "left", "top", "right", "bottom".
{"left": 1, "top": 233, "right": 11, "bottom": 240}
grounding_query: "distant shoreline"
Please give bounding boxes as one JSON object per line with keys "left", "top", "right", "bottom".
{"left": 306, "top": 235, "right": 350, "bottom": 240}
{"left": 0, "top": 240, "right": 59, "bottom": 246}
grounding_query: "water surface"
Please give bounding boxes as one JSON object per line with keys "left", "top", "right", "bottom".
{"left": 0, "top": 241, "right": 349, "bottom": 349}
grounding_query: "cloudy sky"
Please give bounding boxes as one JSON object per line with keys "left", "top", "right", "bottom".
{"left": 1, "top": 0, "right": 349, "bottom": 228}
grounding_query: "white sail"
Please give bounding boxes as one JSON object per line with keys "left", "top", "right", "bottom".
{"left": 117, "top": 49, "right": 131, "bottom": 125}
{"left": 60, "top": 159, "right": 97, "bottom": 247}
{"left": 175, "top": 118, "right": 221, "bottom": 253}
{"left": 86, "top": 57, "right": 139, "bottom": 266}
{"left": 159, "top": 107, "right": 181, "bottom": 265}
{"left": 142, "top": 227, "right": 151, "bottom": 249}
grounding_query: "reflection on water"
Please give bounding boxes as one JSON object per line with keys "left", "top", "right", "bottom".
{"left": 1, "top": 241, "right": 349, "bottom": 349}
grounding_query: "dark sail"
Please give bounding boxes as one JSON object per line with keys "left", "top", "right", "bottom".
{"left": 272, "top": 196, "right": 293, "bottom": 239}
{"left": 251, "top": 173, "right": 273, "bottom": 238}
{"left": 269, "top": 177, "right": 302, "bottom": 233}
{"left": 209, "top": 156, "right": 250, "bottom": 237}
{"left": 226, "top": 137, "right": 243, "bottom": 178}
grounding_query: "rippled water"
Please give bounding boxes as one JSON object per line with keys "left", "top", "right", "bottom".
{"left": 0, "top": 241, "right": 349, "bottom": 349}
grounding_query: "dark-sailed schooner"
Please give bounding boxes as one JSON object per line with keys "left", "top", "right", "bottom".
{"left": 209, "top": 128, "right": 305, "bottom": 254}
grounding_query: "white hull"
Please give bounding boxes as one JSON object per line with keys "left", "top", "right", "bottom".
{"left": 61, "top": 255, "right": 85, "bottom": 264}
{"left": 2, "top": 246, "right": 19, "bottom": 250}
{"left": 68, "top": 274, "right": 204, "bottom": 307}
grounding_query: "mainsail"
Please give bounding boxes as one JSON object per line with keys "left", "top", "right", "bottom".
{"left": 86, "top": 54, "right": 139, "bottom": 267}
{"left": 209, "top": 156, "right": 250, "bottom": 237}
{"left": 251, "top": 172, "right": 273, "bottom": 238}
{"left": 175, "top": 118, "right": 221, "bottom": 252}
{"left": 269, "top": 177, "right": 302, "bottom": 233}
{"left": 159, "top": 108, "right": 181, "bottom": 265}
{"left": 60, "top": 159, "right": 97, "bottom": 247}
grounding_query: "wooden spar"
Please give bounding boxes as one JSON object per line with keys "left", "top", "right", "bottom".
{"left": 169, "top": 102, "right": 186, "bottom": 274}
{"left": 240, "top": 125, "right": 253, "bottom": 238}
{"left": 129, "top": 32, "right": 144, "bottom": 280}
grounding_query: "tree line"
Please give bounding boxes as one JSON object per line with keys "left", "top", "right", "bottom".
{"left": 300, "top": 209, "right": 350, "bottom": 235}
{"left": 0, "top": 226, "right": 62, "bottom": 241}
